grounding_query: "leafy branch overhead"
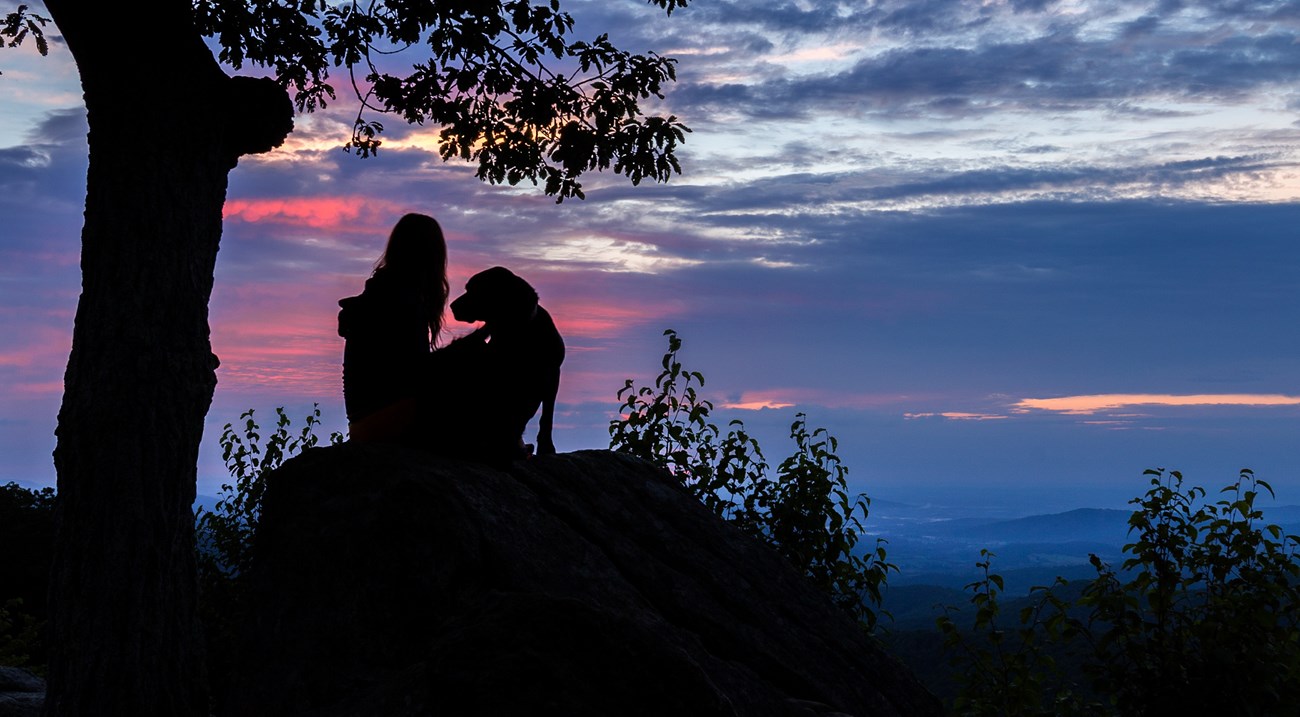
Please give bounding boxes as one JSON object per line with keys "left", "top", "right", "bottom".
{"left": 191, "top": 0, "right": 691, "bottom": 201}
{"left": 0, "top": 4, "right": 51, "bottom": 76}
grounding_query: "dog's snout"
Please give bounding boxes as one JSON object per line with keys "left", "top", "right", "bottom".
{"left": 450, "top": 293, "right": 474, "bottom": 322}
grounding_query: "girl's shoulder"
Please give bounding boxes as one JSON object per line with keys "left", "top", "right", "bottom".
{"left": 364, "top": 271, "right": 422, "bottom": 301}
{"left": 339, "top": 272, "right": 423, "bottom": 338}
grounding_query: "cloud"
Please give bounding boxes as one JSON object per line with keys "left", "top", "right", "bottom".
{"left": 708, "top": 388, "right": 925, "bottom": 411}
{"left": 224, "top": 196, "right": 404, "bottom": 231}
{"left": 677, "top": 30, "right": 1300, "bottom": 120}
{"left": 0, "top": 322, "right": 72, "bottom": 399}
{"left": 904, "top": 411, "right": 1009, "bottom": 421}
{"left": 24, "top": 107, "right": 87, "bottom": 145}
{"left": 0, "top": 112, "right": 89, "bottom": 236}
{"left": 659, "top": 0, "right": 1300, "bottom": 132}
{"left": 721, "top": 393, "right": 798, "bottom": 410}
{"left": 1014, "top": 394, "right": 1300, "bottom": 415}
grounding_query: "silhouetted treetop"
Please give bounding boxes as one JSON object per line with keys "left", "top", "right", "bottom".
{"left": 191, "top": 0, "right": 690, "bottom": 200}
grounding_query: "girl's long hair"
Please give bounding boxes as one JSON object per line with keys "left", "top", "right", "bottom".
{"left": 373, "top": 212, "right": 449, "bottom": 347}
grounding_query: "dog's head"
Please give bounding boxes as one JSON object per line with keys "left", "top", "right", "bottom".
{"left": 450, "top": 266, "right": 539, "bottom": 327}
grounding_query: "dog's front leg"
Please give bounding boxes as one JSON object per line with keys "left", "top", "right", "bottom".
{"left": 535, "top": 367, "right": 560, "bottom": 455}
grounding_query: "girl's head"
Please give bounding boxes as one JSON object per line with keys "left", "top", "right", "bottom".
{"left": 374, "top": 212, "right": 450, "bottom": 343}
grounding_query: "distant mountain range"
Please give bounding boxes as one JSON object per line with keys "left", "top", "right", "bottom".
{"left": 916, "top": 507, "right": 1131, "bottom": 544}
{"left": 870, "top": 501, "right": 1300, "bottom": 635}
{"left": 870, "top": 502, "right": 1300, "bottom": 597}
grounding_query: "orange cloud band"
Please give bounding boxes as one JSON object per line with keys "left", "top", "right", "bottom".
{"left": 1014, "top": 393, "right": 1300, "bottom": 415}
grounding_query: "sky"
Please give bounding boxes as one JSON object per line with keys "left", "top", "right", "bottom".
{"left": 3, "top": 0, "right": 1300, "bottom": 515}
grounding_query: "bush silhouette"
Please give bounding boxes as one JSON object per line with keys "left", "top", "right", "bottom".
{"left": 0, "top": 481, "right": 54, "bottom": 673}
{"left": 939, "top": 468, "right": 1300, "bottom": 716}
{"left": 195, "top": 405, "right": 342, "bottom": 708}
{"left": 609, "top": 329, "right": 895, "bottom": 629}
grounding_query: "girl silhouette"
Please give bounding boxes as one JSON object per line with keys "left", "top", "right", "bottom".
{"left": 338, "top": 213, "right": 449, "bottom": 442}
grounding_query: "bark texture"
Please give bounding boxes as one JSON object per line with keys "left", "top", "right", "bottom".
{"left": 40, "top": 2, "right": 292, "bottom": 714}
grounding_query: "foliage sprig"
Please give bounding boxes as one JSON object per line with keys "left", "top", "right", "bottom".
{"left": 609, "top": 329, "right": 895, "bottom": 630}
{"left": 0, "top": 4, "right": 50, "bottom": 76}
{"left": 196, "top": 404, "right": 342, "bottom": 705}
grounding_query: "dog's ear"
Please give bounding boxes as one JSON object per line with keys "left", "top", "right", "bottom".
{"left": 496, "top": 269, "right": 539, "bottom": 324}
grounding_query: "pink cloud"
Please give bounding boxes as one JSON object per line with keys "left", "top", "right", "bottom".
{"left": 711, "top": 387, "right": 936, "bottom": 411}
{"left": 7, "top": 380, "right": 64, "bottom": 398}
{"left": 1, "top": 248, "right": 79, "bottom": 268}
{"left": 0, "top": 326, "right": 72, "bottom": 398}
{"left": 224, "top": 197, "right": 406, "bottom": 232}
{"left": 723, "top": 398, "right": 798, "bottom": 411}
{"left": 562, "top": 368, "right": 639, "bottom": 404}
{"left": 546, "top": 301, "right": 684, "bottom": 339}
{"left": 210, "top": 278, "right": 349, "bottom": 398}
{"left": 1013, "top": 393, "right": 1300, "bottom": 415}
{"left": 904, "top": 412, "right": 1008, "bottom": 421}
{"left": 938, "top": 412, "right": 1007, "bottom": 421}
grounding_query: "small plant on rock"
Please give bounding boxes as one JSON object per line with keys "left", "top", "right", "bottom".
{"left": 195, "top": 404, "right": 342, "bottom": 707}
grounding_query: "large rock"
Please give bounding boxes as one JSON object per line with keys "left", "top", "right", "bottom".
{"left": 223, "top": 445, "right": 943, "bottom": 716}
{"left": 0, "top": 667, "right": 44, "bottom": 717}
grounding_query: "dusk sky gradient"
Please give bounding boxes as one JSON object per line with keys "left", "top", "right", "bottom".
{"left": 4, "top": 0, "right": 1300, "bottom": 514}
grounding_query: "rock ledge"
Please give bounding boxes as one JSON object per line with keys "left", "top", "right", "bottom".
{"left": 224, "top": 445, "right": 942, "bottom": 717}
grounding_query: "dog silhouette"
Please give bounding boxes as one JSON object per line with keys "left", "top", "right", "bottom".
{"left": 447, "top": 266, "right": 565, "bottom": 458}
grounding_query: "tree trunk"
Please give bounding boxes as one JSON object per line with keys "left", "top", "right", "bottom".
{"left": 41, "top": 3, "right": 292, "bottom": 714}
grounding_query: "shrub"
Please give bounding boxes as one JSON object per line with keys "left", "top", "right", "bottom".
{"left": 197, "top": 405, "right": 340, "bottom": 580}
{"left": 609, "top": 329, "right": 895, "bottom": 629}
{"left": 1075, "top": 468, "right": 1300, "bottom": 715}
{"left": 937, "top": 551, "right": 1095, "bottom": 716}
{"left": 0, "top": 481, "right": 55, "bottom": 673}
{"left": 195, "top": 405, "right": 341, "bottom": 706}
{"left": 0, "top": 598, "right": 43, "bottom": 674}
{"left": 940, "top": 468, "right": 1300, "bottom": 716}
